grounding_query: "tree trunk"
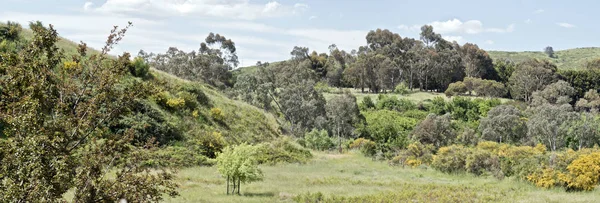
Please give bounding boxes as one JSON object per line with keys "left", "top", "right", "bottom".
{"left": 338, "top": 126, "right": 342, "bottom": 153}
{"left": 227, "top": 176, "right": 230, "bottom": 195}
{"left": 237, "top": 178, "right": 241, "bottom": 195}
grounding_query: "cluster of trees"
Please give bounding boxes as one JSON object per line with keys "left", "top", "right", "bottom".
{"left": 139, "top": 33, "right": 238, "bottom": 88}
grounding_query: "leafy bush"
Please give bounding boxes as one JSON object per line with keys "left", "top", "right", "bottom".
{"left": 391, "top": 142, "right": 434, "bottom": 167}
{"left": 304, "top": 129, "right": 334, "bottom": 151}
{"left": 112, "top": 100, "right": 182, "bottom": 145}
{"left": 431, "top": 145, "right": 470, "bottom": 173}
{"left": 359, "top": 139, "right": 377, "bottom": 158}
{"left": 376, "top": 95, "right": 416, "bottom": 112}
{"left": 210, "top": 107, "right": 225, "bottom": 122}
{"left": 427, "top": 97, "right": 447, "bottom": 115}
{"left": 356, "top": 110, "right": 416, "bottom": 153}
{"left": 177, "top": 91, "right": 199, "bottom": 110}
{"left": 180, "top": 83, "right": 210, "bottom": 106}
{"left": 166, "top": 97, "right": 185, "bottom": 109}
{"left": 394, "top": 82, "right": 409, "bottom": 95}
{"left": 256, "top": 137, "right": 313, "bottom": 165}
{"left": 314, "top": 81, "right": 333, "bottom": 93}
{"left": 527, "top": 168, "right": 561, "bottom": 189}
{"left": 559, "top": 152, "right": 600, "bottom": 191}
{"left": 360, "top": 96, "right": 375, "bottom": 110}
{"left": 190, "top": 131, "right": 226, "bottom": 158}
{"left": 466, "top": 148, "right": 500, "bottom": 176}
{"left": 411, "top": 114, "right": 455, "bottom": 149}
{"left": 445, "top": 81, "right": 467, "bottom": 97}
{"left": 349, "top": 138, "right": 371, "bottom": 149}
{"left": 129, "top": 57, "right": 149, "bottom": 78}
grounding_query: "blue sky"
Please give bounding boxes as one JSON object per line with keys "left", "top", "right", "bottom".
{"left": 1, "top": 0, "right": 596, "bottom": 66}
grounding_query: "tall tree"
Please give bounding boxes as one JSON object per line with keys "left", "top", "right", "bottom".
{"left": 326, "top": 92, "right": 363, "bottom": 152}
{"left": 420, "top": 25, "right": 441, "bottom": 47}
{"left": 459, "top": 43, "right": 497, "bottom": 79}
{"left": 479, "top": 105, "right": 527, "bottom": 144}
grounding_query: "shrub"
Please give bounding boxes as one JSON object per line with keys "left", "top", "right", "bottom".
{"left": 314, "top": 81, "right": 333, "bottom": 93}
{"left": 411, "top": 114, "right": 455, "bottom": 149}
{"left": 466, "top": 148, "right": 499, "bottom": 176}
{"left": 256, "top": 137, "right": 313, "bottom": 165}
{"left": 129, "top": 57, "right": 149, "bottom": 78}
{"left": 180, "top": 83, "right": 210, "bottom": 106}
{"left": 304, "top": 129, "right": 334, "bottom": 151}
{"left": 349, "top": 138, "right": 371, "bottom": 149}
{"left": 427, "top": 97, "right": 447, "bottom": 115}
{"left": 559, "top": 152, "right": 600, "bottom": 191}
{"left": 432, "top": 145, "right": 470, "bottom": 173}
{"left": 391, "top": 142, "right": 434, "bottom": 167}
{"left": 210, "top": 107, "right": 225, "bottom": 122}
{"left": 376, "top": 95, "right": 416, "bottom": 112}
{"left": 190, "top": 131, "right": 226, "bottom": 158}
{"left": 527, "top": 168, "right": 561, "bottom": 189}
{"left": 445, "top": 81, "right": 467, "bottom": 97}
{"left": 394, "top": 82, "right": 410, "bottom": 95}
{"left": 360, "top": 139, "right": 377, "bottom": 158}
{"left": 360, "top": 96, "right": 375, "bottom": 110}
{"left": 177, "top": 91, "right": 199, "bottom": 110}
{"left": 166, "top": 97, "right": 186, "bottom": 110}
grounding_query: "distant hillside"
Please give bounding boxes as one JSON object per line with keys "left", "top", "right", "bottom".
{"left": 488, "top": 47, "right": 600, "bottom": 69}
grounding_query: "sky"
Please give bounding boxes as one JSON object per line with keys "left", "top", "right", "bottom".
{"left": 1, "top": 0, "right": 597, "bottom": 67}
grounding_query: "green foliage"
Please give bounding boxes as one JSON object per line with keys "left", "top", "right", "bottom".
{"left": 431, "top": 145, "right": 470, "bottom": 173}
{"left": 146, "top": 146, "right": 212, "bottom": 168}
{"left": 210, "top": 107, "right": 225, "bottom": 122}
{"left": 488, "top": 47, "right": 600, "bottom": 70}
{"left": 394, "top": 82, "right": 410, "bottom": 95}
{"left": 190, "top": 131, "right": 226, "bottom": 158}
{"left": 356, "top": 110, "right": 417, "bottom": 153}
{"left": 112, "top": 100, "right": 183, "bottom": 145}
{"left": 427, "top": 96, "right": 448, "bottom": 115}
{"left": 465, "top": 148, "right": 500, "bottom": 176}
{"left": 445, "top": 81, "right": 467, "bottom": 97}
{"left": 478, "top": 105, "right": 527, "bottom": 144}
{"left": 376, "top": 94, "right": 416, "bottom": 112}
{"left": 411, "top": 114, "right": 456, "bottom": 149}
{"left": 359, "top": 139, "right": 377, "bottom": 158}
{"left": 177, "top": 91, "right": 199, "bottom": 109}
{"left": 391, "top": 142, "right": 435, "bottom": 167}
{"left": 216, "top": 143, "right": 264, "bottom": 195}
{"left": 509, "top": 59, "right": 557, "bottom": 102}
{"left": 129, "top": 56, "right": 150, "bottom": 78}
{"left": 359, "top": 96, "right": 375, "bottom": 110}
{"left": 0, "top": 23, "right": 177, "bottom": 201}
{"left": 256, "top": 137, "right": 313, "bottom": 165}
{"left": 304, "top": 129, "right": 334, "bottom": 151}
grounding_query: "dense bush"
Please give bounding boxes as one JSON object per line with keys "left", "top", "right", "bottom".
{"left": 376, "top": 94, "right": 416, "bottom": 112}
{"left": 359, "top": 139, "right": 377, "bottom": 158}
{"left": 465, "top": 148, "right": 500, "bottom": 176}
{"left": 359, "top": 96, "right": 375, "bottom": 110}
{"left": 210, "top": 107, "right": 225, "bottom": 122}
{"left": 304, "top": 129, "right": 334, "bottom": 151}
{"left": 355, "top": 110, "right": 416, "bottom": 153}
{"left": 112, "top": 100, "right": 183, "bottom": 145}
{"left": 256, "top": 138, "right": 313, "bottom": 165}
{"left": 391, "top": 142, "right": 434, "bottom": 167}
{"left": 431, "top": 145, "right": 470, "bottom": 173}
{"left": 145, "top": 146, "right": 212, "bottom": 168}
{"left": 445, "top": 81, "right": 467, "bottom": 97}
{"left": 411, "top": 114, "right": 455, "bottom": 149}
{"left": 394, "top": 82, "right": 410, "bottom": 95}
{"left": 129, "top": 57, "right": 150, "bottom": 78}
{"left": 559, "top": 152, "right": 600, "bottom": 191}
{"left": 190, "top": 131, "right": 226, "bottom": 158}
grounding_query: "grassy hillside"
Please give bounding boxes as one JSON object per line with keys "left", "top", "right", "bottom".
{"left": 488, "top": 47, "right": 600, "bottom": 69}
{"left": 164, "top": 151, "right": 600, "bottom": 203}
{"left": 150, "top": 68, "right": 281, "bottom": 144}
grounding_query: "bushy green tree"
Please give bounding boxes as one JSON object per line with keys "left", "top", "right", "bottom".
{"left": 304, "top": 129, "right": 334, "bottom": 151}
{"left": 0, "top": 23, "right": 177, "bottom": 201}
{"left": 326, "top": 92, "right": 362, "bottom": 151}
{"left": 478, "top": 105, "right": 527, "bottom": 144}
{"left": 509, "top": 59, "right": 557, "bottom": 102}
{"left": 216, "top": 144, "right": 263, "bottom": 195}
{"left": 411, "top": 114, "right": 456, "bottom": 149}
{"left": 445, "top": 81, "right": 467, "bottom": 97}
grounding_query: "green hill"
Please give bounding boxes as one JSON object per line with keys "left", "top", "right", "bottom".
{"left": 488, "top": 47, "right": 600, "bottom": 69}
{"left": 3, "top": 21, "right": 283, "bottom": 155}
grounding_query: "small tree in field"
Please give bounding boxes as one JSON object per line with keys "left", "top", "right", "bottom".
{"left": 216, "top": 144, "right": 263, "bottom": 195}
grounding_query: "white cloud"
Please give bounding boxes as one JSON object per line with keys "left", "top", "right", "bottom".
{"left": 525, "top": 19, "right": 532, "bottom": 24}
{"left": 428, "top": 19, "right": 514, "bottom": 34}
{"left": 443, "top": 36, "right": 463, "bottom": 43}
{"left": 309, "top": 16, "right": 317, "bottom": 20}
{"left": 485, "top": 40, "right": 494, "bottom": 45}
{"left": 87, "top": 0, "right": 308, "bottom": 20}
{"left": 557, "top": 22, "right": 576, "bottom": 28}
{"left": 83, "top": 2, "right": 94, "bottom": 11}
{"left": 397, "top": 24, "right": 420, "bottom": 32}
{"left": 533, "top": 9, "right": 544, "bottom": 14}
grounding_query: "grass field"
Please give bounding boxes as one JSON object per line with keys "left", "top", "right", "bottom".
{"left": 165, "top": 151, "right": 600, "bottom": 203}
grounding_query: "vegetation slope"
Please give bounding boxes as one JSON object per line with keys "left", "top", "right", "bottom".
{"left": 488, "top": 47, "right": 600, "bottom": 69}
